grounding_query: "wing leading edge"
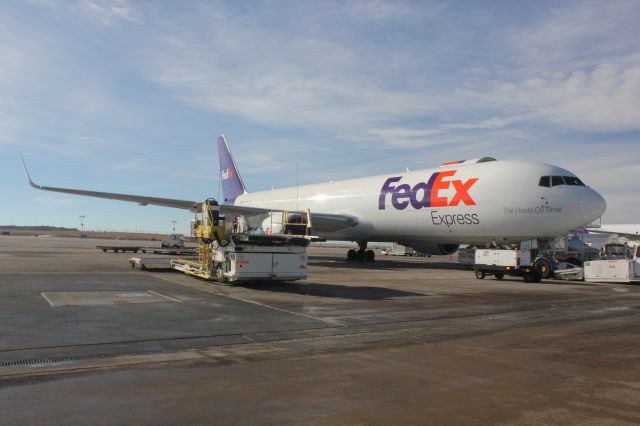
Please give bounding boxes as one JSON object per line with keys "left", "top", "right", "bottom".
{"left": 19, "top": 151, "right": 358, "bottom": 232}
{"left": 19, "top": 151, "right": 199, "bottom": 211}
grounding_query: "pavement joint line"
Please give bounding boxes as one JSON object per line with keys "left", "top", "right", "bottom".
{"left": 212, "top": 291, "right": 348, "bottom": 327}
{"left": 1, "top": 298, "right": 639, "bottom": 378}
{"left": 0, "top": 323, "right": 483, "bottom": 377}
{"left": 147, "top": 290, "right": 182, "bottom": 303}
{"left": 39, "top": 292, "right": 55, "bottom": 307}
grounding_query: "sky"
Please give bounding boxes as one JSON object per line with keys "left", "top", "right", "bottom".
{"left": 1, "top": 0, "right": 639, "bottom": 234}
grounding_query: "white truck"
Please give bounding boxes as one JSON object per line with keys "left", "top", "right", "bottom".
{"left": 161, "top": 234, "right": 185, "bottom": 249}
{"left": 584, "top": 243, "right": 640, "bottom": 283}
{"left": 474, "top": 240, "right": 551, "bottom": 283}
{"left": 382, "top": 243, "right": 415, "bottom": 256}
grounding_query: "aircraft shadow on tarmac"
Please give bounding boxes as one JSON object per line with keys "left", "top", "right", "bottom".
{"left": 237, "top": 281, "right": 426, "bottom": 300}
{"left": 309, "top": 256, "right": 467, "bottom": 271}
{"left": 137, "top": 269, "right": 426, "bottom": 300}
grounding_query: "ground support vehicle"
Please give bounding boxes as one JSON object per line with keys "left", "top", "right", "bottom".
{"left": 382, "top": 243, "right": 415, "bottom": 256}
{"left": 170, "top": 199, "right": 312, "bottom": 283}
{"left": 381, "top": 243, "right": 428, "bottom": 258}
{"left": 584, "top": 244, "right": 640, "bottom": 283}
{"left": 172, "top": 235, "right": 309, "bottom": 283}
{"left": 474, "top": 247, "right": 543, "bottom": 283}
{"left": 98, "top": 245, "right": 196, "bottom": 255}
{"left": 97, "top": 245, "right": 145, "bottom": 253}
{"left": 128, "top": 257, "right": 172, "bottom": 270}
{"left": 161, "top": 234, "right": 185, "bottom": 248}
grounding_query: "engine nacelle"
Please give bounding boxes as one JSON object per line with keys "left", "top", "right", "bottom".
{"left": 404, "top": 243, "right": 460, "bottom": 255}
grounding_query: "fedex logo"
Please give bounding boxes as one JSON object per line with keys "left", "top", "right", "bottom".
{"left": 221, "top": 168, "right": 234, "bottom": 180}
{"left": 379, "top": 170, "right": 478, "bottom": 210}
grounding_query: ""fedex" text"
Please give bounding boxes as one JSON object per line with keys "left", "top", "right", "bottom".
{"left": 379, "top": 170, "right": 478, "bottom": 210}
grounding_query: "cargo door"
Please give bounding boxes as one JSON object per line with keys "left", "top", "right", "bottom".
{"left": 232, "top": 252, "right": 272, "bottom": 278}
{"left": 272, "top": 252, "right": 307, "bottom": 279}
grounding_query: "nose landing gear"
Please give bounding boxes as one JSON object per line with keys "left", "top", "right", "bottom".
{"left": 347, "top": 241, "right": 375, "bottom": 262}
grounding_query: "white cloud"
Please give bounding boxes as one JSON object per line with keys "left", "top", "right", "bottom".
{"left": 29, "top": 0, "right": 137, "bottom": 25}
{"left": 347, "top": 0, "right": 444, "bottom": 22}
{"left": 145, "top": 1, "right": 640, "bottom": 146}
{"left": 513, "top": 0, "right": 640, "bottom": 71}
{"left": 458, "top": 60, "right": 640, "bottom": 133}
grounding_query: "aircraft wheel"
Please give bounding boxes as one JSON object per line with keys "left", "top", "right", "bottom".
{"left": 347, "top": 249, "right": 357, "bottom": 261}
{"left": 495, "top": 273, "right": 504, "bottom": 280}
{"left": 365, "top": 250, "right": 375, "bottom": 262}
{"left": 533, "top": 257, "right": 552, "bottom": 279}
{"left": 475, "top": 270, "right": 485, "bottom": 280}
{"left": 356, "top": 250, "right": 366, "bottom": 261}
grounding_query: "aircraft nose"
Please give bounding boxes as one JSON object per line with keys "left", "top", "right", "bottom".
{"left": 580, "top": 188, "right": 607, "bottom": 224}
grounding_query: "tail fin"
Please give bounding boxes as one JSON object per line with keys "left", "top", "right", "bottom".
{"left": 217, "top": 135, "right": 248, "bottom": 204}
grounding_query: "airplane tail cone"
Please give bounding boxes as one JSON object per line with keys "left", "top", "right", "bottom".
{"left": 217, "top": 135, "right": 248, "bottom": 205}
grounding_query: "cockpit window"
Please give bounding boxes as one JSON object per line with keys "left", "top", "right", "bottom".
{"left": 539, "top": 176, "right": 551, "bottom": 187}
{"left": 564, "top": 176, "right": 585, "bottom": 186}
{"left": 539, "top": 175, "right": 586, "bottom": 187}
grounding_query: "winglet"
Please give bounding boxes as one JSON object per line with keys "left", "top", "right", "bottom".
{"left": 18, "top": 150, "right": 42, "bottom": 190}
{"left": 217, "top": 135, "right": 248, "bottom": 204}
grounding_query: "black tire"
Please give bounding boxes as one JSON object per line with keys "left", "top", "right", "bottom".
{"left": 475, "top": 270, "right": 485, "bottom": 279}
{"left": 532, "top": 273, "right": 542, "bottom": 283}
{"left": 216, "top": 265, "right": 227, "bottom": 284}
{"left": 355, "top": 250, "right": 366, "bottom": 261}
{"left": 533, "top": 257, "right": 552, "bottom": 279}
{"left": 365, "top": 250, "right": 375, "bottom": 262}
{"left": 495, "top": 273, "right": 504, "bottom": 280}
{"left": 347, "top": 249, "right": 357, "bottom": 261}
{"left": 102, "top": 249, "right": 107, "bottom": 252}
{"left": 524, "top": 272, "right": 536, "bottom": 283}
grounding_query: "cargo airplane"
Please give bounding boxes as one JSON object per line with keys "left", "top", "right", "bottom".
{"left": 20, "top": 136, "right": 607, "bottom": 261}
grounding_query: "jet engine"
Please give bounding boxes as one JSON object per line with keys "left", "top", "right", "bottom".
{"left": 405, "top": 243, "right": 460, "bottom": 256}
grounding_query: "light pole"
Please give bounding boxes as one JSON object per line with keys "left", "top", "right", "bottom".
{"left": 79, "top": 215, "right": 85, "bottom": 235}
{"left": 171, "top": 220, "right": 177, "bottom": 234}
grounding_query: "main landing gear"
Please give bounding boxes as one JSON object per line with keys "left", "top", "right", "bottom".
{"left": 347, "top": 240, "right": 375, "bottom": 262}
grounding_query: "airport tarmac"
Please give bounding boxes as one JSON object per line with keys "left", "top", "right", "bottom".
{"left": 1, "top": 235, "right": 640, "bottom": 425}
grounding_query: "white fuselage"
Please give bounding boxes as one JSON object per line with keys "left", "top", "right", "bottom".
{"left": 235, "top": 160, "right": 606, "bottom": 246}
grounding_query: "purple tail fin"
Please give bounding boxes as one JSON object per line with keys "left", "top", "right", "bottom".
{"left": 217, "top": 135, "right": 248, "bottom": 204}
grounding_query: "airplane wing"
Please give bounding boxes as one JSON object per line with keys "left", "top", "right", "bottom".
{"left": 220, "top": 204, "right": 359, "bottom": 232}
{"left": 19, "top": 151, "right": 358, "bottom": 232}
{"left": 19, "top": 152, "right": 199, "bottom": 211}
{"left": 587, "top": 226, "right": 640, "bottom": 241}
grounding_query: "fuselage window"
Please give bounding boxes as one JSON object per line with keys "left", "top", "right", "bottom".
{"left": 551, "top": 176, "right": 564, "bottom": 186}
{"left": 539, "top": 176, "right": 551, "bottom": 187}
{"left": 564, "top": 176, "right": 585, "bottom": 186}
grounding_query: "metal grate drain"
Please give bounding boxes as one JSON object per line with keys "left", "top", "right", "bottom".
{"left": 0, "top": 349, "right": 168, "bottom": 369}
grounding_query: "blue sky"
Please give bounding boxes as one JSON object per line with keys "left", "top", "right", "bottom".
{"left": 1, "top": 0, "right": 639, "bottom": 233}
